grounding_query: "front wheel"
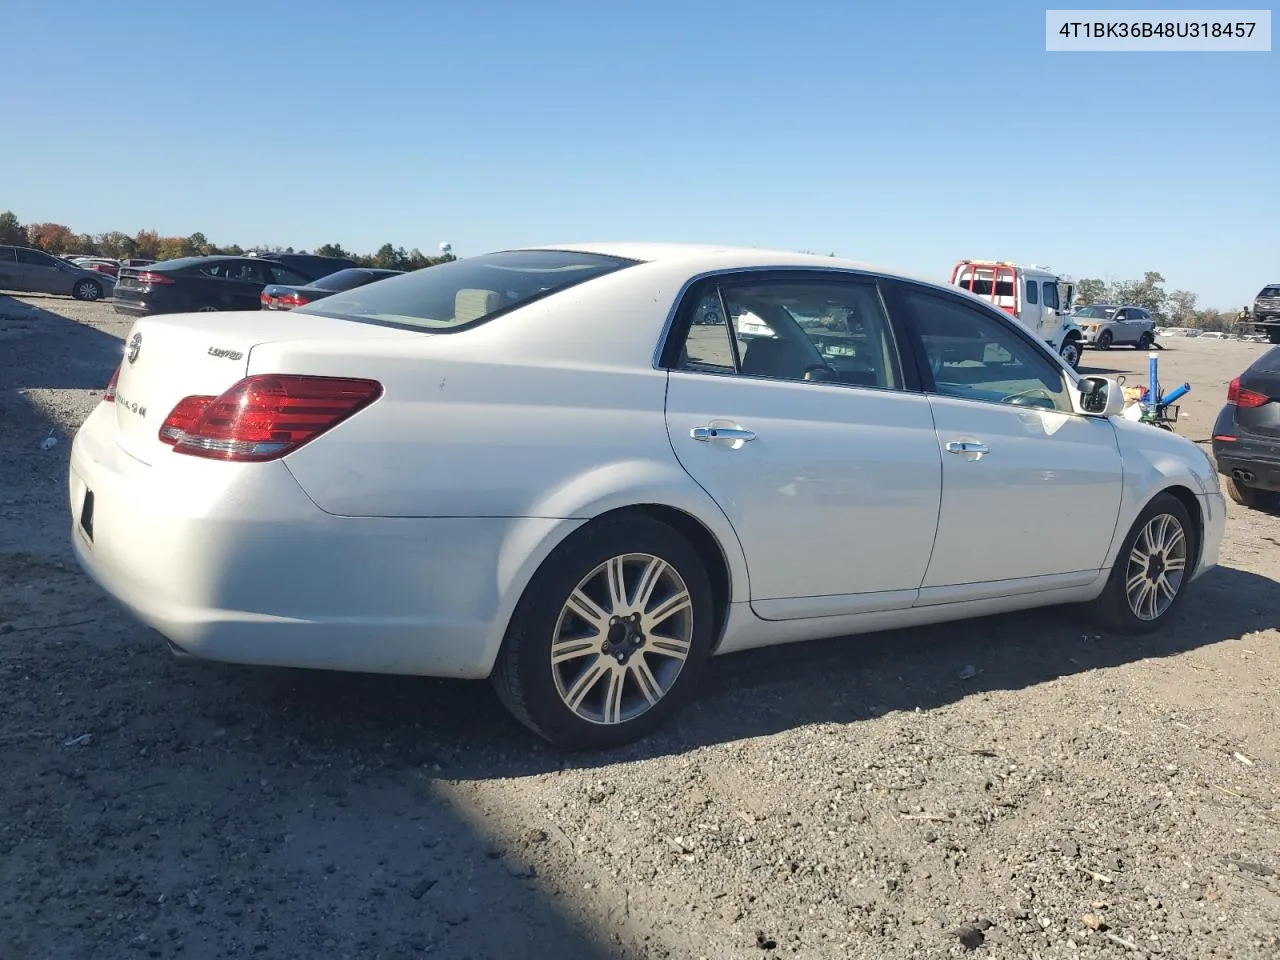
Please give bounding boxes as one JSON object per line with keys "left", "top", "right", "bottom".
{"left": 1097, "top": 330, "right": 1114, "bottom": 350}
{"left": 72, "top": 279, "right": 102, "bottom": 301}
{"left": 492, "top": 514, "right": 716, "bottom": 751}
{"left": 1084, "top": 493, "right": 1196, "bottom": 634}
{"left": 1059, "top": 338, "right": 1082, "bottom": 370}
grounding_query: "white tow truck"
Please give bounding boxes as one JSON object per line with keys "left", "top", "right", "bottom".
{"left": 949, "top": 260, "right": 1085, "bottom": 370}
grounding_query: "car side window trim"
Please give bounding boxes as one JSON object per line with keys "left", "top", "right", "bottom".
{"left": 659, "top": 268, "right": 922, "bottom": 394}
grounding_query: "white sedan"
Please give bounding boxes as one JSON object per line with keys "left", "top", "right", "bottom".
{"left": 69, "top": 243, "right": 1226, "bottom": 750}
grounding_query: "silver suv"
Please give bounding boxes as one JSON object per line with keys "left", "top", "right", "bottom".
{"left": 1074, "top": 303, "right": 1157, "bottom": 350}
{"left": 0, "top": 245, "right": 116, "bottom": 301}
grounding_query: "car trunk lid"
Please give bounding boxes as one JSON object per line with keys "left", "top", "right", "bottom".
{"left": 109, "top": 310, "right": 417, "bottom": 465}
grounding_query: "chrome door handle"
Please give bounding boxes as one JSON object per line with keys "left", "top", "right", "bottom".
{"left": 945, "top": 440, "right": 989, "bottom": 456}
{"left": 691, "top": 426, "right": 756, "bottom": 442}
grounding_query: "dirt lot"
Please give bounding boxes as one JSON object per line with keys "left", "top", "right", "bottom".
{"left": 2, "top": 294, "right": 1278, "bottom": 960}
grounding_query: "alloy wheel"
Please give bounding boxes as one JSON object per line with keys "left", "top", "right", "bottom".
{"left": 1125, "top": 512, "right": 1188, "bottom": 621}
{"left": 550, "top": 553, "right": 693, "bottom": 725}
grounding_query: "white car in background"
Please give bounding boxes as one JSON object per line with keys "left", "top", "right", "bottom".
{"left": 1074, "top": 303, "right": 1158, "bottom": 350}
{"left": 69, "top": 243, "right": 1226, "bottom": 750}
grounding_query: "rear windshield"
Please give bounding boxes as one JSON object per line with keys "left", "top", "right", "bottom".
{"left": 295, "top": 250, "right": 638, "bottom": 330}
{"left": 1260, "top": 286, "right": 1280, "bottom": 298}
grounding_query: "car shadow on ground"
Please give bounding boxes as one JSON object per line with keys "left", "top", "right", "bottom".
{"left": 0, "top": 294, "right": 123, "bottom": 391}
{"left": 216, "top": 563, "right": 1278, "bottom": 780}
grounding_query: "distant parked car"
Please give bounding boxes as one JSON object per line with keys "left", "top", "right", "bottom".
{"left": 113, "top": 255, "right": 317, "bottom": 317}
{"left": 246, "top": 251, "right": 358, "bottom": 280}
{"left": 1211, "top": 346, "right": 1280, "bottom": 509}
{"left": 261, "top": 267, "right": 403, "bottom": 310}
{"left": 1074, "top": 303, "right": 1157, "bottom": 350}
{"left": 74, "top": 258, "right": 121, "bottom": 278}
{"left": 0, "top": 245, "right": 115, "bottom": 301}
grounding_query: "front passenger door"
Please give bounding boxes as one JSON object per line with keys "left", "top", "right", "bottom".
{"left": 893, "top": 283, "right": 1124, "bottom": 598}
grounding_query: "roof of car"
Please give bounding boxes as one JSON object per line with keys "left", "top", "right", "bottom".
{"left": 522, "top": 241, "right": 943, "bottom": 286}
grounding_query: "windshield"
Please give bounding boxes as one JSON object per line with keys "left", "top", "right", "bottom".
{"left": 295, "top": 250, "right": 638, "bottom": 330}
{"left": 1074, "top": 305, "right": 1116, "bottom": 319}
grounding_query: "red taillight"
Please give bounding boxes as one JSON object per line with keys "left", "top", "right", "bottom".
{"left": 1227, "top": 377, "right": 1269, "bottom": 409}
{"left": 260, "top": 291, "right": 271, "bottom": 307}
{"left": 158, "top": 395, "right": 215, "bottom": 445}
{"left": 104, "top": 364, "right": 120, "bottom": 402}
{"left": 134, "top": 271, "right": 174, "bottom": 285}
{"left": 277, "top": 292, "right": 310, "bottom": 308}
{"left": 165, "top": 375, "right": 382, "bottom": 462}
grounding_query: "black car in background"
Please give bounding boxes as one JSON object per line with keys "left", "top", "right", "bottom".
{"left": 248, "top": 251, "right": 357, "bottom": 279}
{"left": 1211, "top": 345, "right": 1280, "bottom": 509}
{"left": 113, "top": 255, "right": 348, "bottom": 317}
{"left": 261, "top": 267, "right": 403, "bottom": 310}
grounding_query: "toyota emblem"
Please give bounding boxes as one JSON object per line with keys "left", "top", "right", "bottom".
{"left": 127, "top": 332, "right": 142, "bottom": 364}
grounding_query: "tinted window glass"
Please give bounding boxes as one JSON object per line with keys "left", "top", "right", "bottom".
{"left": 1042, "top": 282, "right": 1059, "bottom": 310}
{"left": 0, "top": 247, "right": 16, "bottom": 264}
{"left": 267, "top": 265, "right": 312, "bottom": 285}
{"left": 1260, "top": 286, "right": 1280, "bottom": 297}
{"left": 906, "top": 289, "right": 1071, "bottom": 413}
{"left": 295, "top": 250, "right": 636, "bottom": 330}
{"left": 15, "top": 248, "right": 57, "bottom": 267}
{"left": 1025, "top": 280, "right": 1038, "bottom": 305}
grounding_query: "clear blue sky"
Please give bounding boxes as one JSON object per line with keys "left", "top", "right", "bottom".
{"left": 2, "top": 1, "right": 1276, "bottom": 307}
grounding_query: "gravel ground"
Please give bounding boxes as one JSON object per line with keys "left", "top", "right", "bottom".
{"left": 2, "top": 293, "right": 1278, "bottom": 960}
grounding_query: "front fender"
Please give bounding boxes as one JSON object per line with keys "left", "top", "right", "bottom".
{"left": 1104, "top": 417, "right": 1219, "bottom": 569}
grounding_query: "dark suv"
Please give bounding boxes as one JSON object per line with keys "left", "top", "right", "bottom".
{"left": 1252, "top": 284, "right": 1280, "bottom": 343}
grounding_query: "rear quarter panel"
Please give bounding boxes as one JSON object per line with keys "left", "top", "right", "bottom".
{"left": 261, "top": 261, "right": 753, "bottom": 604}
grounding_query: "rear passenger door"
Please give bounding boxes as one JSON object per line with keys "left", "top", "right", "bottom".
{"left": 663, "top": 271, "right": 943, "bottom": 619}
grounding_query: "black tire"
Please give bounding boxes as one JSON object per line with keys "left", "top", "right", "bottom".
{"left": 492, "top": 514, "right": 716, "bottom": 751}
{"left": 1224, "top": 474, "right": 1272, "bottom": 509}
{"left": 1268, "top": 328, "right": 1280, "bottom": 345}
{"left": 195, "top": 305, "right": 219, "bottom": 312}
{"left": 1136, "top": 332, "right": 1154, "bottom": 350}
{"left": 1097, "top": 329, "right": 1114, "bottom": 350}
{"left": 1085, "top": 492, "right": 1197, "bottom": 635}
{"left": 72, "top": 279, "right": 102, "bottom": 301}
{"left": 1060, "top": 337, "right": 1082, "bottom": 371}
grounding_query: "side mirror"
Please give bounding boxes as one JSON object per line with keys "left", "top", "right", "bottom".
{"left": 1076, "top": 376, "right": 1127, "bottom": 417}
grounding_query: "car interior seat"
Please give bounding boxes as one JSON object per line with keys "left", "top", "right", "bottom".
{"left": 454, "top": 288, "right": 502, "bottom": 323}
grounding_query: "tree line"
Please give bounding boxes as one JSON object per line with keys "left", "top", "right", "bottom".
{"left": 1073, "top": 271, "right": 1246, "bottom": 332}
{"left": 0, "top": 211, "right": 454, "bottom": 273}
{"left": 0, "top": 210, "right": 1252, "bottom": 329}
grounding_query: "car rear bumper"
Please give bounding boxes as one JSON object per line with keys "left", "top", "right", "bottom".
{"left": 1213, "top": 445, "right": 1280, "bottom": 492}
{"left": 68, "top": 403, "right": 538, "bottom": 679}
